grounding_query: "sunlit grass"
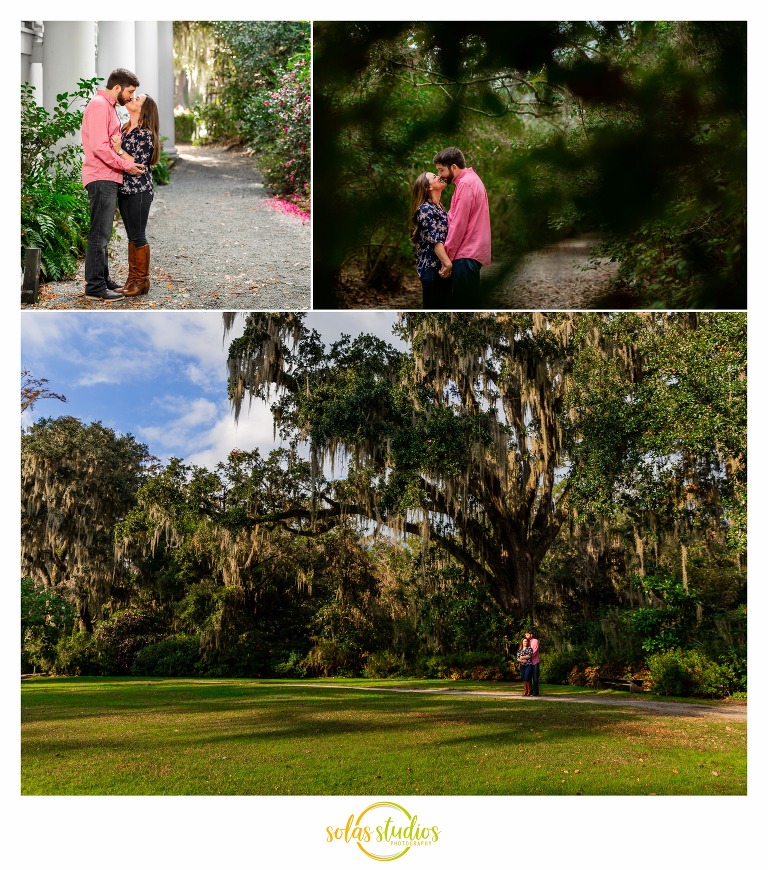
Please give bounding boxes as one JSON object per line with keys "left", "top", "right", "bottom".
{"left": 21, "top": 677, "right": 746, "bottom": 796}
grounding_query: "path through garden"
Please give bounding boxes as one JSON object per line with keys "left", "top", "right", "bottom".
{"left": 24, "top": 145, "right": 311, "bottom": 311}
{"left": 334, "top": 234, "right": 623, "bottom": 310}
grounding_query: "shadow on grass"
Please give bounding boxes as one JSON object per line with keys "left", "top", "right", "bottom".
{"left": 22, "top": 677, "right": 736, "bottom": 750}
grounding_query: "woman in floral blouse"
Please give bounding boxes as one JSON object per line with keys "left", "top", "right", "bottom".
{"left": 409, "top": 171, "right": 453, "bottom": 309}
{"left": 516, "top": 637, "right": 534, "bottom": 696}
{"left": 110, "top": 94, "right": 160, "bottom": 296}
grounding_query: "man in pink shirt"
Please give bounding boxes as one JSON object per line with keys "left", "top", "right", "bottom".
{"left": 81, "top": 68, "right": 146, "bottom": 300}
{"left": 433, "top": 147, "right": 491, "bottom": 308}
{"left": 525, "top": 630, "right": 540, "bottom": 696}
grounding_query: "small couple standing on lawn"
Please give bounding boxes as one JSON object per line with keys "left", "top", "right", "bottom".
{"left": 410, "top": 146, "right": 491, "bottom": 310}
{"left": 81, "top": 67, "right": 161, "bottom": 300}
{"left": 516, "top": 630, "right": 540, "bottom": 697}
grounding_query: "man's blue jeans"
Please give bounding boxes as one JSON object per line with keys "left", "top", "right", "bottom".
{"left": 451, "top": 258, "right": 481, "bottom": 309}
{"left": 85, "top": 180, "right": 119, "bottom": 295}
{"left": 531, "top": 662, "right": 540, "bottom": 696}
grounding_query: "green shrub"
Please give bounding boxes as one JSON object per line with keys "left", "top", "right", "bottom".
{"left": 199, "top": 630, "right": 272, "bottom": 677}
{"left": 301, "top": 638, "right": 363, "bottom": 677}
{"left": 21, "top": 578, "right": 75, "bottom": 673}
{"left": 363, "top": 650, "right": 408, "bottom": 678}
{"left": 242, "top": 56, "right": 310, "bottom": 197}
{"left": 151, "top": 144, "right": 172, "bottom": 187}
{"left": 54, "top": 631, "right": 101, "bottom": 675}
{"left": 196, "top": 99, "right": 240, "bottom": 143}
{"left": 93, "top": 609, "right": 166, "bottom": 675}
{"left": 174, "top": 111, "right": 196, "bottom": 143}
{"left": 716, "top": 649, "right": 747, "bottom": 694}
{"left": 21, "top": 79, "right": 99, "bottom": 280}
{"left": 540, "top": 649, "right": 581, "bottom": 685}
{"left": 273, "top": 650, "right": 309, "bottom": 677}
{"left": 647, "top": 648, "right": 730, "bottom": 698}
{"left": 132, "top": 635, "right": 200, "bottom": 676}
{"left": 413, "top": 651, "right": 509, "bottom": 680}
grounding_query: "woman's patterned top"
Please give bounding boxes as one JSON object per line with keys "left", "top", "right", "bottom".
{"left": 516, "top": 647, "right": 533, "bottom": 665}
{"left": 414, "top": 200, "right": 448, "bottom": 277}
{"left": 119, "top": 127, "right": 155, "bottom": 195}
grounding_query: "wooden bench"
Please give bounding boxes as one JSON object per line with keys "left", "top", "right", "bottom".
{"left": 598, "top": 677, "right": 645, "bottom": 693}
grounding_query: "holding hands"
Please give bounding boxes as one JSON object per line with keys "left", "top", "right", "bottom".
{"left": 439, "top": 261, "right": 452, "bottom": 278}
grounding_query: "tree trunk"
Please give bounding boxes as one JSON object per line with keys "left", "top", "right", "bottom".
{"left": 488, "top": 548, "right": 536, "bottom": 621}
{"left": 78, "top": 603, "right": 93, "bottom": 634}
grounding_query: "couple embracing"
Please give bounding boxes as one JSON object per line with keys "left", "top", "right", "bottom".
{"left": 81, "top": 67, "right": 161, "bottom": 300}
{"left": 410, "top": 146, "right": 491, "bottom": 310}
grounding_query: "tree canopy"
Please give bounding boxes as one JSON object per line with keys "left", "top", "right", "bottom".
{"left": 224, "top": 312, "right": 746, "bottom": 619}
{"left": 21, "top": 416, "right": 154, "bottom": 630}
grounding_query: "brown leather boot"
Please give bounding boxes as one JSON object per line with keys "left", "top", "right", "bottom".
{"left": 524, "top": 681, "right": 531, "bottom": 696}
{"left": 121, "top": 242, "right": 141, "bottom": 296}
{"left": 133, "top": 243, "right": 150, "bottom": 294}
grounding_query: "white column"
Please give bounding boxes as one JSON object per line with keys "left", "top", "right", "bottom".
{"left": 29, "top": 34, "right": 44, "bottom": 100}
{"left": 21, "top": 24, "right": 34, "bottom": 83}
{"left": 42, "top": 21, "right": 96, "bottom": 114}
{"left": 157, "top": 20, "right": 178, "bottom": 157}
{"left": 134, "top": 21, "right": 160, "bottom": 103}
{"left": 96, "top": 21, "right": 137, "bottom": 85}
{"left": 21, "top": 22, "right": 44, "bottom": 98}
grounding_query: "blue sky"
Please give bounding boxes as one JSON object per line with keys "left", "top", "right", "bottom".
{"left": 21, "top": 311, "right": 401, "bottom": 470}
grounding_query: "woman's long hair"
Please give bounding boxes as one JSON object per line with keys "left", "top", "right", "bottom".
{"left": 409, "top": 172, "right": 432, "bottom": 246}
{"left": 518, "top": 637, "right": 530, "bottom": 650}
{"left": 138, "top": 95, "right": 161, "bottom": 166}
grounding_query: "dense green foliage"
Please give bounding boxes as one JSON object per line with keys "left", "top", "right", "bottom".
{"left": 174, "top": 21, "right": 310, "bottom": 201}
{"left": 21, "top": 80, "right": 96, "bottom": 280}
{"left": 647, "top": 648, "right": 735, "bottom": 698}
{"left": 21, "top": 578, "right": 75, "bottom": 672}
{"left": 21, "top": 416, "right": 154, "bottom": 630}
{"left": 313, "top": 22, "right": 745, "bottom": 308}
{"left": 20, "top": 313, "right": 746, "bottom": 697}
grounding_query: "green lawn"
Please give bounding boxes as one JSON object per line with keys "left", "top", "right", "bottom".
{"left": 21, "top": 677, "right": 746, "bottom": 796}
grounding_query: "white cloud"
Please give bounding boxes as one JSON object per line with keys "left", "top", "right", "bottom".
{"left": 184, "top": 398, "right": 280, "bottom": 469}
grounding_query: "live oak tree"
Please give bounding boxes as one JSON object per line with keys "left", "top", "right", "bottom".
{"left": 21, "top": 416, "right": 153, "bottom": 630}
{"left": 223, "top": 311, "right": 745, "bottom": 621}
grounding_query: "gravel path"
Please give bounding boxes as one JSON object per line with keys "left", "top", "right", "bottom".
{"left": 335, "top": 234, "right": 620, "bottom": 310}
{"left": 24, "top": 145, "right": 310, "bottom": 311}
{"left": 286, "top": 683, "right": 747, "bottom": 721}
{"left": 485, "top": 235, "right": 620, "bottom": 309}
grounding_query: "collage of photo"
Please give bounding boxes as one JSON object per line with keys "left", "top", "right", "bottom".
{"left": 18, "top": 18, "right": 749, "bottom": 868}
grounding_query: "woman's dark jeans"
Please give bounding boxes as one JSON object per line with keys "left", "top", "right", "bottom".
{"left": 118, "top": 189, "right": 154, "bottom": 247}
{"left": 85, "top": 180, "right": 119, "bottom": 294}
{"left": 420, "top": 268, "right": 453, "bottom": 309}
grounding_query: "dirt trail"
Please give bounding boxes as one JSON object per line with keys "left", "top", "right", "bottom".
{"left": 336, "top": 234, "right": 621, "bottom": 310}
{"left": 288, "top": 683, "right": 747, "bottom": 721}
